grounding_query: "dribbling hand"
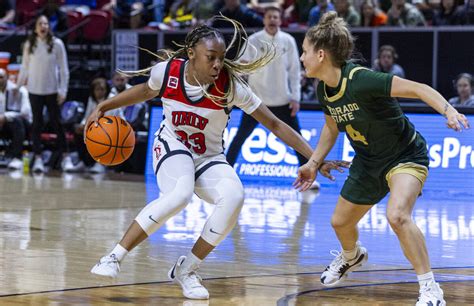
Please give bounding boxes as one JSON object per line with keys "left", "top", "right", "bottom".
{"left": 83, "top": 107, "right": 104, "bottom": 143}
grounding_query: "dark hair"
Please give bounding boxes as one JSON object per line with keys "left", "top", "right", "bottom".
{"left": 305, "top": 12, "right": 354, "bottom": 67}
{"left": 264, "top": 6, "right": 282, "bottom": 16}
{"left": 378, "top": 45, "right": 398, "bottom": 60}
{"left": 453, "top": 73, "right": 474, "bottom": 87}
{"left": 27, "top": 15, "right": 54, "bottom": 54}
{"left": 90, "top": 77, "right": 110, "bottom": 102}
{"left": 121, "top": 16, "right": 276, "bottom": 107}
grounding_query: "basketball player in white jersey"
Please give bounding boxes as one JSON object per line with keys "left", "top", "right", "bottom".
{"left": 87, "top": 18, "right": 348, "bottom": 300}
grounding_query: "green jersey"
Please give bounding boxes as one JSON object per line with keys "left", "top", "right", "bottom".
{"left": 317, "top": 61, "right": 417, "bottom": 165}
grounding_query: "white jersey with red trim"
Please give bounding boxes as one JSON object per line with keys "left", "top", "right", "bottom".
{"left": 147, "top": 58, "right": 262, "bottom": 158}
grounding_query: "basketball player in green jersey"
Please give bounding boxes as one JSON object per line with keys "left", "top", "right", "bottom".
{"left": 293, "top": 12, "right": 470, "bottom": 306}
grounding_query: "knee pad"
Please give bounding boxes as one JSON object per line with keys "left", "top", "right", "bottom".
{"left": 135, "top": 174, "right": 194, "bottom": 236}
{"left": 201, "top": 179, "right": 244, "bottom": 246}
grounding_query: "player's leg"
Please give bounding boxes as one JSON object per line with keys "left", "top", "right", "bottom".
{"left": 320, "top": 195, "right": 372, "bottom": 287}
{"left": 91, "top": 137, "right": 195, "bottom": 278}
{"left": 168, "top": 157, "right": 244, "bottom": 299}
{"left": 386, "top": 165, "right": 445, "bottom": 306}
{"left": 225, "top": 112, "right": 258, "bottom": 166}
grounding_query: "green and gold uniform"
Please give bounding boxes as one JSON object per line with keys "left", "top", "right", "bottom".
{"left": 317, "top": 61, "right": 429, "bottom": 204}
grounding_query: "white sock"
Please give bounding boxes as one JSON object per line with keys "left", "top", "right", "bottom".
{"left": 417, "top": 271, "right": 435, "bottom": 287}
{"left": 108, "top": 244, "right": 128, "bottom": 262}
{"left": 342, "top": 242, "right": 360, "bottom": 261}
{"left": 181, "top": 252, "right": 203, "bottom": 272}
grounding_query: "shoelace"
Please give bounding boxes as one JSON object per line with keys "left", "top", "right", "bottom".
{"left": 102, "top": 255, "right": 121, "bottom": 272}
{"left": 419, "top": 282, "right": 440, "bottom": 300}
{"left": 184, "top": 271, "right": 203, "bottom": 288}
{"left": 328, "top": 250, "right": 348, "bottom": 273}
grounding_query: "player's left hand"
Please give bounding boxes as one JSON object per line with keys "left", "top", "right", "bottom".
{"left": 446, "top": 108, "right": 470, "bottom": 131}
{"left": 319, "top": 160, "right": 351, "bottom": 181}
{"left": 289, "top": 100, "right": 300, "bottom": 117}
{"left": 293, "top": 162, "right": 317, "bottom": 192}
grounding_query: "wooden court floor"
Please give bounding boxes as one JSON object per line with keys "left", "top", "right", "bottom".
{"left": 0, "top": 171, "right": 473, "bottom": 305}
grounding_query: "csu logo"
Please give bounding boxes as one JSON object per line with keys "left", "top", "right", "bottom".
{"left": 167, "top": 76, "right": 178, "bottom": 89}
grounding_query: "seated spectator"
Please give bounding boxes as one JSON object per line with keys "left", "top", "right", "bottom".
{"left": 108, "top": 72, "right": 147, "bottom": 131}
{"left": 0, "top": 69, "right": 32, "bottom": 170}
{"left": 64, "top": 77, "right": 124, "bottom": 173}
{"left": 334, "top": 0, "right": 361, "bottom": 26}
{"left": 360, "top": 0, "right": 388, "bottom": 26}
{"left": 283, "top": 0, "right": 314, "bottom": 25}
{"left": 213, "top": 0, "right": 264, "bottom": 28}
{"left": 248, "top": 0, "right": 285, "bottom": 14}
{"left": 193, "top": 1, "right": 219, "bottom": 25}
{"left": 449, "top": 73, "right": 474, "bottom": 107}
{"left": 412, "top": 0, "right": 435, "bottom": 24}
{"left": 387, "top": 0, "right": 427, "bottom": 26}
{"left": 308, "top": 0, "right": 335, "bottom": 26}
{"left": 163, "top": 0, "right": 195, "bottom": 28}
{"left": 111, "top": 0, "right": 151, "bottom": 29}
{"left": 372, "top": 45, "right": 405, "bottom": 78}
{"left": 456, "top": 0, "right": 474, "bottom": 24}
{"left": 41, "top": 0, "right": 69, "bottom": 34}
{"left": 0, "top": 0, "right": 14, "bottom": 26}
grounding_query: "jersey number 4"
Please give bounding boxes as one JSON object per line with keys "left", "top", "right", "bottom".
{"left": 175, "top": 130, "right": 207, "bottom": 154}
{"left": 345, "top": 124, "right": 368, "bottom": 145}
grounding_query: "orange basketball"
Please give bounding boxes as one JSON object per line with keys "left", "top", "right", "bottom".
{"left": 85, "top": 116, "right": 135, "bottom": 166}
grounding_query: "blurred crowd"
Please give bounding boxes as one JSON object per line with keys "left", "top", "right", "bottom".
{"left": 0, "top": 0, "right": 473, "bottom": 31}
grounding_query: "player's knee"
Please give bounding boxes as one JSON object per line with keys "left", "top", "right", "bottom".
{"left": 331, "top": 215, "right": 352, "bottom": 230}
{"left": 387, "top": 209, "right": 411, "bottom": 232}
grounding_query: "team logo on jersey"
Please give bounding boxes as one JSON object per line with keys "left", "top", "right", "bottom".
{"left": 154, "top": 145, "right": 161, "bottom": 160}
{"left": 167, "top": 76, "right": 179, "bottom": 89}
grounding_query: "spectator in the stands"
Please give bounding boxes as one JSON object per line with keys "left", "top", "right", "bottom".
{"left": 41, "top": 0, "right": 69, "bottom": 34}
{"left": 360, "top": 0, "right": 387, "bottom": 26}
{"left": 0, "top": 69, "right": 32, "bottom": 170}
{"left": 163, "top": 0, "right": 195, "bottom": 27}
{"left": 334, "top": 0, "right": 360, "bottom": 26}
{"left": 65, "top": 77, "right": 124, "bottom": 173}
{"left": 283, "top": 0, "right": 315, "bottom": 25}
{"left": 0, "top": 0, "right": 15, "bottom": 26}
{"left": 308, "top": 0, "right": 335, "bottom": 26}
{"left": 372, "top": 45, "right": 406, "bottom": 78}
{"left": 449, "top": 73, "right": 474, "bottom": 107}
{"left": 456, "top": 0, "right": 474, "bottom": 24}
{"left": 248, "top": 0, "right": 285, "bottom": 14}
{"left": 213, "top": 0, "right": 263, "bottom": 28}
{"left": 387, "top": 0, "right": 427, "bottom": 26}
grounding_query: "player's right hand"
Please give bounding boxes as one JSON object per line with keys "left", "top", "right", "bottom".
{"left": 293, "top": 162, "right": 318, "bottom": 192}
{"left": 83, "top": 107, "right": 104, "bottom": 143}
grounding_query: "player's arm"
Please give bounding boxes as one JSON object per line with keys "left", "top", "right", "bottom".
{"left": 293, "top": 115, "right": 340, "bottom": 191}
{"left": 84, "top": 82, "right": 158, "bottom": 134}
{"left": 250, "top": 103, "right": 313, "bottom": 159}
{"left": 391, "top": 76, "right": 470, "bottom": 131}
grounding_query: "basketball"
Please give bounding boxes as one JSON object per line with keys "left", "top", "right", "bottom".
{"left": 85, "top": 116, "right": 135, "bottom": 166}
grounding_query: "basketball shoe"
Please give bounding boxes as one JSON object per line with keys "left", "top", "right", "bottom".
{"left": 416, "top": 281, "right": 446, "bottom": 306}
{"left": 90, "top": 254, "right": 120, "bottom": 278}
{"left": 320, "top": 243, "right": 368, "bottom": 287}
{"left": 168, "top": 256, "right": 209, "bottom": 299}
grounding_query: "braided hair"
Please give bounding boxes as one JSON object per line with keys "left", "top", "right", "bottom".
{"left": 120, "top": 16, "right": 276, "bottom": 107}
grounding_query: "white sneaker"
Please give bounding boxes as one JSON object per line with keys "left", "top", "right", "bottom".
{"left": 32, "top": 157, "right": 44, "bottom": 173}
{"left": 62, "top": 156, "right": 74, "bottom": 172}
{"left": 7, "top": 158, "right": 23, "bottom": 170}
{"left": 89, "top": 162, "right": 105, "bottom": 173}
{"left": 168, "top": 256, "right": 209, "bottom": 300}
{"left": 320, "top": 244, "right": 368, "bottom": 287}
{"left": 416, "top": 281, "right": 446, "bottom": 306}
{"left": 90, "top": 254, "right": 121, "bottom": 278}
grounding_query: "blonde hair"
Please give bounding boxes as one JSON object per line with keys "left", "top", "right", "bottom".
{"left": 305, "top": 12, "right": 354, "bottom": 67}
{"left": 119, "top": 16, "right": 276, "bottom": 107}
